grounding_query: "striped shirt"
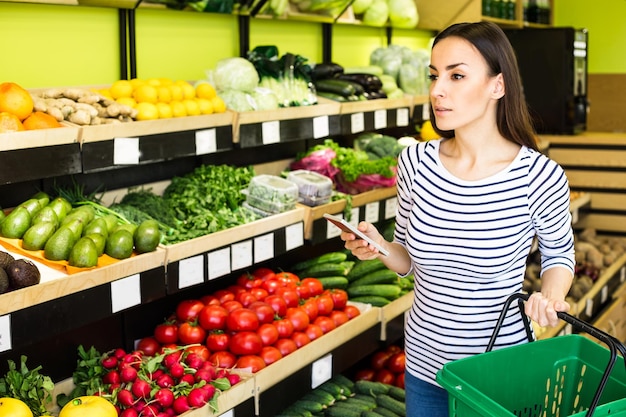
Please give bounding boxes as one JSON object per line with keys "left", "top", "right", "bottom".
{"left": 394, "top": 139, "right": 575, "bottom": 386}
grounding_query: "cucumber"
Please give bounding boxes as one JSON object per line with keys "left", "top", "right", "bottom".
{"left": 304, "top": 390, "right": 337, "bottom": 407}
{"left": 317, "top": 91, "right": 349, "bottom": 102}
{"left": 324, "top": 406, "right": 362, "bottom": 417}
{"left": 350, "top": 394, "right": 378, "bottom": 407}
{"left": 355, "top": 380, "right": 390, "bottom": 396}
{"left": 372, "top": 407, "right": 401, "bottom": 417}
{"left": 387, "top": 386, "right": 406, "bottom": 401}
{"left": 302, "top": 261, "right": 354, "bottom": 278}
{"left": 292, "top": 400, "right": 326, "bottom": 413}
{"left": 330, "top": 374, "right": 356, "bottom": 391}
{"left": 350, "top": 269, "right": 398, "bottom": 287}
{"left": 346, "top": 258, "right": 387, "bottom": 282}
{"left": 292, "top": 252, "right": 348, "bottom": 272}
{"left": 349, "top": 296, "right": 392, "bottom": 307}
{"left": 348, "top": 284, "right": 402, "bottom": 300}
{"left": 362, "top": 412, "right": 386, "bottom": 417}
{"left": 375, "top": 395, "right": 406, "bottom": 417}
{"left": 317, "top": 276, "right": 350, "bottom": 290}
{"left": 319, "top": 381, "right": 348, "bottom": 399}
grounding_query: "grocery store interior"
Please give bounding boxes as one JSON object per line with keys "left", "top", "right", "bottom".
{"left": 1, "top": 0, "right": 626, "bottom": 416}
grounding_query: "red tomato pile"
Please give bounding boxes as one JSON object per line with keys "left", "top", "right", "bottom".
{"left": 354, "top": 344, "right": 406, "bottom": 388}
{"left": 98, "top": 345, "right": 241, "bottom": 417}
{"left": 140, "top": 268, "right": 359, "bottom": 374}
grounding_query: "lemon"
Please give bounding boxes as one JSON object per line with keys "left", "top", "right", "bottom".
{"left": 420, "top": 120, "right": 440, "bottom": 141}
{"left": 195, "top": 82, "right": 217, "bottom": 99}
{"left": 156, "top": 86, "right": 172, "bottom": 103}
{"left": 0, "top": 397, "right": 33, "bottom": 417}
{"left": 183, "top": 99, "right": 201, "bottom": 116}
{"left": 110, "top": 80, "right": 133, "bottom": 99}
{"left": 129, "top": 78, "right": 146, "bottom": 90}
{"left": 135, "top": 102, "right": 159, "bottom": 121}
{"left": 211, "top": 96, "right": 227, "bottom": 113}
{"left": 116, "top": 97, "right": 136, "bottom": 108}
{"left": 169, "top": 85, "right": 184, "bottom": 101}
{"left": 170, "top": 101, "right": 187, "bottom": 118}
{"left": 158, "top": 77, "right": 174, "bottom": 86}
{"left": 133, "top": 84, "right": 158, "bottom": 104}
{"left": 146, "top": 78, "right": 162, "bottom": 87}
{"left": 176, "top": 80, "right": 196, "bottom": 99}
{"left": 156, "top": 102, "right": 173, "bottom": 119}
{"left": 196, "top": 98, "right": 214, "bottom": 115}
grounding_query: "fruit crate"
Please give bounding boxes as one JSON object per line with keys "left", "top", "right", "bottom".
{"left": 436, "top": 294, "right": 626, "bottom": 417}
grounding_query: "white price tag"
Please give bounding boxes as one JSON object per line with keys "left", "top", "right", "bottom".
{"left": 262, "top": 120, "right": 280, "bottom": 144}
{"left": 601, "top": 285, "right": 608, "bottom": 304}
{"left": 254, "top": 233, "right": 274, "bottom": 263}
{"left": 217, "top": 410, "right": 234, "bottom": 417}
{"left": 397, "top": 108, "right": 409, "bottom": 127}
{"left": 571, "top": 209, "right": 579, "bottom": 224}
{"left": 326, "top": 215, "right": 342, "bottom": 239}
{"left": 231, "top": 240, "right": 253, "bottom": 271}
{"left": 585, "top": 298, "right": 593, "bottom": 318}
{"left": 384, "top": 197, "right": 398, "bottom": 220}
{"left": 374, "top": 109, "right": 387, "bottom": 130}
{"left": 0, "top": 315, "right": 11, "bottom": 353}
{"left": 422, "top": 103, "right": 430, "bottom": 121}
{"left": 621, "top": 266, "right": 625, "bottom": 283}
{"left": 364, "top": 201, "right": 380, "bottom": 224}
{"left": 351, "top": 113, "right": 365, "bottom": 134}
{"left": 178, "top": 255, "right": 204, "bottom": 289}
{"left": 285, "top": 222, "right": 304, "bottom": 251}
{"left": 208, "top": 247, "right": 231, "bottom": 280}
{"left": 195, "top": 128, "right": 217, "bottom": 155}
{"left": 348, "top": 208, "right": 360, "bottom": 228}
{"left": 311, "top": 353, "right": 333, "bottom": 389}
{"left": 313, "top": 115, "right": 330, "bottom": 139}
{"left": 111, "top": 274, "right": 141, "bottom": 313}
{"left": 113, "top": 137, "right": 140, "bottom": 165}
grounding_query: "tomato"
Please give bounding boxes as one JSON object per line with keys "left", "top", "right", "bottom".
{"left": 329, "top": 310, "right": 350, "bottom": 327}
{"left": 343, "top": 305, "right": 361, "bottom": 320}
{"left": 59, "top": 396, "right": 117, "bottom": 417}
{"left": 313, "top": 316, "right": 336, "bottom": 334}
{"left": 198, "top": 304, "right": 229, "bottom": 331}
{"left": 214, "top": 289, "right": 235, "bottom": 304}
{"left": 375, "top": 369, "right": 396, "bottom": 385}
{"left": 237, "top": 272, "right": 263, "bottom": 289}
{"left": 370, "top": 350, "right": 393, "bottom": 370}
{"left": 208, "top": 351, "right": 236, "bottom": 368}
{"left": 229, "top": 331, "right": 263, "bottom": 356}
{"left": 136, "top": 336, "right": 160, "bottom": 356}
{"left": 315, "top": 294, "right": 335, "bottom": 316}
{"left": 300, "top": 298, "right": 319, "bottom": 321}
{"left": 275, "top": 287, "right": 300, "bottom": 308}
{"left": 261, "top": 278, "right": 282, "bottom": 294}
{"left": 395, "top": 372, "right": 405, "bottom": 388}
{"left": 222, "top": 300, "right": 244, "bottom": 313}
{"left": 327, "top": 289, "right": 349, "bottom": 310}
{"left": 235, "top": 291, "right": 258, "bottom": 307}
{"left": 185, "top": 345, "right": 210, "bottom": 362}
{"left": 385, "top": 344, "right": 403, "bottom": 355}
{"left": 304, "top": 323, "right": 324, "bottom": 341}
{"left": 386, "top": 352, "right": 406, "bottom": 374}
{"left": 295, "top": 284, "right": 311, "bottom": 299}
{"left": 300, "top": 277, "right": 324, "bottom": 297}
{"left": 286, "top": 307, "right": 310, "bottom": 332}
{"left": 200, "top": 294, "right": 220, "bottom": 306}
{"left": 154, "top": 322, "right": 178, "bottom": 345}
{"left": 273, "top": 338, "right": 298, "bottom": 356}
{"left": 206, "top": 331, "right": 230, "bottom": 352}
{"left": 178, "top": 322, "right": 206, "bottom": 345}
{"left": 248, "top": 301, "right": 276, "bottom": 324}
{"left": 274, "top": 318, "right": 294, "bottom": 338}
{"left": 259, "top": 346, "right": 283, "bottom": 366}
{"left": 251, "top": 267, "right": 276, "bottom": 282}
{"left": 354, "top": 368, "right": 376, "bottom": 381}
{"left": 249, "top": 287, "right": 269, "bottom": 301}
{"left": 257, "top": 323, "right": 279, "bottom": 346}
{"left": 176, "top": 299, "right": 205, "bottom": 322}
{"left": 236, "top": 355, "right": 266, "bottom": 373}
{"left": 291, "top": 331, "right": 311, "bottom": 348}
{"left": 264, "top": 294, "right": 288, "bottom": 317}
{"left": 275, "top": 271, "right": 299, "bottom": 288}
{"left": 227, "top": 307, "right": 260, "bottom": 332}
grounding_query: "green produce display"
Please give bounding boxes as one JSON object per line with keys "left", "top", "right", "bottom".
{"left": 0, "top": 355, "right": 54, "bottom": 417}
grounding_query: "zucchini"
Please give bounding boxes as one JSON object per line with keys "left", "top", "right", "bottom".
{"left": 375, "top": 395, "right": 406, "bottom": 417}
{"left": 349, "top": 296, "right": 392, "bottom": 307}
{"left": 315, "top": 79, "right": 357, "bottom": 97}
{"left": 317, "top": 276, "right": 350, "bottom": 290}
{"left": 350, "top": 269, "right": 398, "bottom": 287}
{"left": 346, "top": 258, "right": 387, "bottom": 282}
{"left": 347, "top": 284, "right": 402, "bottom": 300}
{"left": 292, "top": 252, "right": 348, "bottom": 272}
{"left": 302, "top": 261, "right": 354, "bottom": 278}
{"left": 355, "top": 380, "right": 390, "bottom": 396}
{"left": 343, "top": 66, "right": 384, "bottom": 76}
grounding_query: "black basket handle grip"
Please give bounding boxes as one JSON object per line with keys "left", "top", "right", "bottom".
{"left": 487, "top": 292, "right": 626, "bottom": 417}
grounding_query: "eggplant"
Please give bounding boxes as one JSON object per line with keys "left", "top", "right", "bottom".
{"left": 311, "top": 62, "right": 344, "bottom": 81}
{"left": 337, "top": 73, "right": 383, "bottom": 92}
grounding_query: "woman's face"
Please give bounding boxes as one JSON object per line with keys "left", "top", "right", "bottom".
{"left": 428, "top": 36, "right": 503, "bottom": 134}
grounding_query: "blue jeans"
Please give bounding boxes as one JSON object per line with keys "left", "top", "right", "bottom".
{"left": 405, "top": 371, "right": 449, "bottom": 417}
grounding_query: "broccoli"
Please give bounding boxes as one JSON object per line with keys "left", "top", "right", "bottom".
{"left": 364, "top": 134, "right": 404, "bottom": 159}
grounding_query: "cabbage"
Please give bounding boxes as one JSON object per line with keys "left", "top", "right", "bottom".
{"left": 362, "top": 0, "right": 388, "bottom": 27}
{"left": 219, "top": 89, "right": 255, "bottom": 112}
{"left": 398, "top": 64, "right": 421, "bottom": 95}
{"left": 252, "top": 88, "right": 280, "bottom": 110}
{"left": 213, "top": 57, "right": 259, "bottom": 93}
{"left": 351, "top": 0, "right": 374, "bottom": 14}
{"left": 388, "top": 0, "right": 419, "bottom": 28}
{"left": 379, "top": 50, "right": 403, "bottom": 79}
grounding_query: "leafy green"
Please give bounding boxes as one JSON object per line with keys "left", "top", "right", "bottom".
{"left": 0, "top": 355, "right": 54, "bottom": 417}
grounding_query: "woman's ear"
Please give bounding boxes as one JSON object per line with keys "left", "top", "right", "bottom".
{"left": 492, "top": 73, "right": 505, "bottom": 99}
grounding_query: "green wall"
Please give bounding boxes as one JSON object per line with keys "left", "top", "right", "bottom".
{"left": 0, "top": 2, "right": 432, "bottom": 89}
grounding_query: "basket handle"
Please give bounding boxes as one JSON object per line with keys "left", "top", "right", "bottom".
{"left": 486, "top": 292, "right": 626, "bottom": 417}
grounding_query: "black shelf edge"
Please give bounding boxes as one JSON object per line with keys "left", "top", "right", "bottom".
{"left": 238, "top": 115, "right": 342, "bottom": 148}
{"left": 0, "top": 143, "right": 81, "bottom": 186}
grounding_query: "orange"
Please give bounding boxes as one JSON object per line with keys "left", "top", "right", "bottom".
{"left": 0, "top": 82, "right": 34, "bottom": 121}
{"left": 0, "top": 112, "right": 25, "bottom": 133}
{"left": 23, "top": 111, "right": 62, "bottom": 130}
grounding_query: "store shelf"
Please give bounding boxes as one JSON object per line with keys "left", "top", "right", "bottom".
{"left": 338, "top": 95, "right": 414, "bottom": 136}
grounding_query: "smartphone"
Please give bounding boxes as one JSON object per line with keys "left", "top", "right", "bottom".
{"left": 323, "top": 213, "right": 389, "bottom": 256}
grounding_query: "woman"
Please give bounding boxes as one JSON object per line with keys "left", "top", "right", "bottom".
{"left": 340, "top": 21, "right": 575, "bottom": 416}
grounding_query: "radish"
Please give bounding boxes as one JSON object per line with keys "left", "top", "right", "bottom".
{"left": 142, "top": 404, "right": 161, "bottom": 416}
{"left": 187, "top": 387, "right": 208, "bottom": 408}
{"left": 226, "top": 373, "right": 241, "bottom": 386}
{"left": 132, "top": 379, "right": 152, "bottom": 398}
{"left": 168, "top": 362, "right": 184, "bottom": 379}
{"left": 156, "top": 373, "right": 175, "bottom": 388}
{"left": 120, "top": 408, "right": 139, "bottom": 417}
{"left": 179, "top": 374, "right": 195, "bottom": 385}
{"left": 194, "top": 368, "right": 214, "bottom": 383}
{"left": 101, "top": 355, "right": 118, "bottom": 369}
{"left": 117, "top": 388, "right": 135, "bottom": 407}
{"left": 120, "top": 365, "right": 138, "bottom": 383}
{"left": 172, "top": 396, "right": 190, "bottom": 414}
{"left": 103, "top": 370, "right": 121, "bottom": 385}
{"left": 154, "top": 388, "right": 174, "bottom": 408}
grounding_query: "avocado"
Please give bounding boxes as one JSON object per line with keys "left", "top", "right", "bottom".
{"left": 6, "top": 258, "right": 41, "bottom": 290}
{"left": 134, "top": 219, "right": 161, "bottom": 253}
{"left": 68, "top": 236, "right": 99, "bottom": 268}
{"left": 0, "top": 268, "right": 9, "bottom": 294}
{"left": 0, "top": 206, "right": 32, "bottom": 239}
{"left": 0, "top": 251, "right": 15, "bottom": 270}
{"left": 31, "top": 206, "right": 59, "bottom": 227}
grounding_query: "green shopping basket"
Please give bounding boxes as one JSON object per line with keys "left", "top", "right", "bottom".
{"left": 436, "top": 293, "right": 626, "bottom": 417}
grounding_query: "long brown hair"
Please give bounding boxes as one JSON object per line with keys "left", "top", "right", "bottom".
{"left": 430, "top": 21, "right": 538, "bottom": 151}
